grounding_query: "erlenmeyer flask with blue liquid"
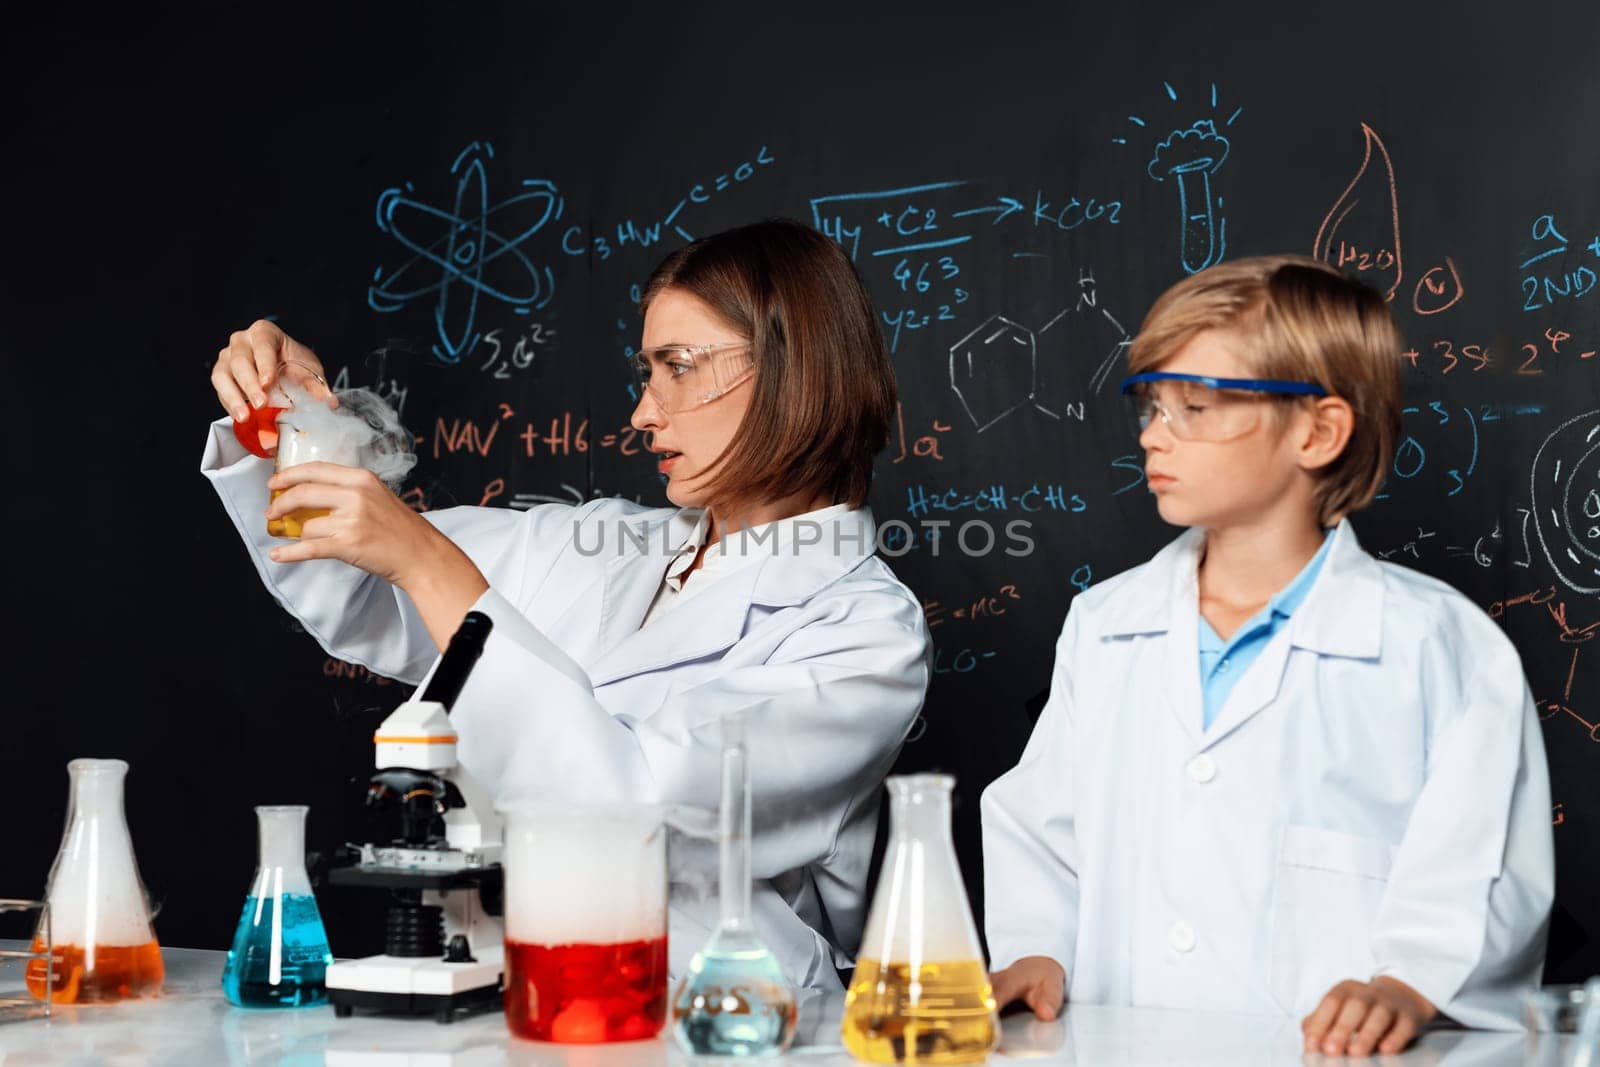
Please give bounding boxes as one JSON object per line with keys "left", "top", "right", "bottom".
{"left": 221, "top": 805, "right": 334, "bottom": 1008}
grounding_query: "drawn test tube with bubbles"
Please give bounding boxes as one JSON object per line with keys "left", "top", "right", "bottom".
{"left": 1148, "top": 120, "right": 1231, "bottom": 274}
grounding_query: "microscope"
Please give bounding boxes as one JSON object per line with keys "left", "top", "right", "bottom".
{"left": 326, "top": 611, "right": 506, "bottom": 1022}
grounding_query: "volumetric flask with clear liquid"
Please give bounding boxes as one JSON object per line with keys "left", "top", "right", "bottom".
{"left": 27, "top": 758, "right": 164, "bottom": 1003}
{"left": 221, "top": 805, "right": 334, "bottom": 1007}
{"left": 842, "top": 774, "right": 997, "bottom": 1065}
{"left": 670, "top": 711, "right": 797, "bottom": 1055}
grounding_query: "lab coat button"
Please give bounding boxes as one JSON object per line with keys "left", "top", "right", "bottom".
{"left": 1187, "top": 754, "right": 1217, "bottom": 784}
{"left": 1168, "top": 920, "right": 1197, "bottom": 953}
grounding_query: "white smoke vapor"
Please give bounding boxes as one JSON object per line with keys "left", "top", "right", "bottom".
{"left": 502, "top": 807, "right": 668, "bottom": 944}
{"left": 666, "top": 804, "right": 720, "bottom": 908}
{"left": 277, "top": 378, "right": 416, "bottom": 490}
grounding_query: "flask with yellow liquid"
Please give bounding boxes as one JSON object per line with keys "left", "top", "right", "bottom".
{"left": 245, "top": 365, "right": 415, "bottom": 540}
{"left": 842, "top": 774, "right": 998, "bottom": 1065}
{"left": 268, "top": 399, "right": 360, "bottom": 538}
{"left": 229, "top": 360, "right": 351, "bottom": 539}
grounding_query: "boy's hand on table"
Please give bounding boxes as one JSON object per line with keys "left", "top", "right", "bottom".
{"left": 990, "top": 956, "right": 1066, "bottom": 1021}
{"left": 1302, "top": 975, "right": 1437, "bottom": 1056}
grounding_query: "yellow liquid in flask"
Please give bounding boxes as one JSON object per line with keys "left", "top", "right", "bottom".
{"left": 266, "top": 487, "right": 329, "bottom": 539}
{"left": 842, "top": 958, "right": 998, "bottom": 1064}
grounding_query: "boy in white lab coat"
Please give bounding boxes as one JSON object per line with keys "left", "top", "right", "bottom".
{"left": 981, "top": 256, "right": 1554, "bottom": 1057}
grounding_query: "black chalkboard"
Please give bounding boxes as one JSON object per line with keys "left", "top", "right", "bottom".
{"left": 7, "top": 1, "right": 1597, "bottom": 984}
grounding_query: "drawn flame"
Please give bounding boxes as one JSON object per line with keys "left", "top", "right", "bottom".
{"left": 1314, "top": 123, "right": 1403, "bottom": 302}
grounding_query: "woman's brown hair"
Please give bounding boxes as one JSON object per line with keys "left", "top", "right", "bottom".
{"left": 639, "top": 217, "right": 896, "bottom": 510}
{"left": 1127, "top": 255, "right": 1404, "bottom": 526}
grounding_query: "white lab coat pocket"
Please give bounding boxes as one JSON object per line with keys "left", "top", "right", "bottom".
{"left": 1267, "top": 825, "right": 1396, "bottom": 1015}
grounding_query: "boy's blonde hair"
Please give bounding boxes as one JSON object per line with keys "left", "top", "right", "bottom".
{"left": 1127, "top": 255, "right": 1404, "bottom": 526}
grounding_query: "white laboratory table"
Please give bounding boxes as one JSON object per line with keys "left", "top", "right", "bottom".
{"left": 0, "top": 944, "right": 1589, "bottom": 1066}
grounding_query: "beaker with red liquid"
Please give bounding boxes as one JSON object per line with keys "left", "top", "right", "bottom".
{"left": 26, "top": 759, "right": 164, "bottom": 1003}
{"left": 500, "top": 803, "right": 668, "bottom": 1043}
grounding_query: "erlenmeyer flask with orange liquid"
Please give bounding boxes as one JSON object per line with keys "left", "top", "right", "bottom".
{"left": 26, "top": 758, "right": 164, "bottom": 1003}
{"left": 842, "top": 774, "right": 998, "bottom": 1065}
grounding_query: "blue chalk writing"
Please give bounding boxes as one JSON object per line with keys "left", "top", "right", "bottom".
{"left": 932, "top": 647, "right": 1000, "bottom": 675}
{"left": 905, "top": 484, "right": 1087, "bottom": 517}
{"left": 1120, "top": 83, "right": 1238, "bottom": 274}
{"left": 809, "top": 181, "right": 968, "bottom": 261}
{"left": 1109, "top": 454, "right": 1146, "bottom": 495}
{"left": 1070, "top": 564, "right": 1094, "bottom": 593}
{"left": 951, "top": 197, "right": 1026, "bottom": 223}
{"left": 1519, "top": 213, "right": 1600, "bottom": 312}
{"left": 368, "top": 142, "right": 561, "bottom": 363}
{"left": 1148, "top": 120, "right": 1230, "bottom": 274}
{"left": 562, "top": 146, "right": 776, "bottom": 260}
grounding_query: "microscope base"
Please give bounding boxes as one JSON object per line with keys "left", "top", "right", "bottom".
{"left": 329, "top": 983, "right": 502, "bottom": 1024}
{"left": 327, "top": 952, "right": 504, "bottom": 1024}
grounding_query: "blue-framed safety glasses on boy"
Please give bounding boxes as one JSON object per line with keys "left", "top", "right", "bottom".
{"left": 632, "top": 342, "right": 755, "bottom": 412}
{"left": 1120, "top": 371, "right": 1328, "bottom": 442}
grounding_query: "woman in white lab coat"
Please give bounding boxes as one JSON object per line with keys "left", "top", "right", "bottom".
{"left": 202, "top": 218, "right": 931, "bottom": 991}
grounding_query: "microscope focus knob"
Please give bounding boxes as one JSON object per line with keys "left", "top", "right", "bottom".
{"left": 444, "top": 934, "right": 476, "bottom": 964}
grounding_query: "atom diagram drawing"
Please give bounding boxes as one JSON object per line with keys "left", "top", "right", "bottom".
{"left": 368, "top": 141, "right": 563, "bottom": 363}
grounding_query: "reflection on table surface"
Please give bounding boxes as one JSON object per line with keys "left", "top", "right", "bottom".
{"left": 0, "top": 944, "right": 1589, "bottom": 1065}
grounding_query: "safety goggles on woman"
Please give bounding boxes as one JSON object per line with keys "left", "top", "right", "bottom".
{"left": 631, "top": 342, "right": 755, "bottom": 412}
{"left": 1120, "top": 371, "right": 1328, "bottom": 443}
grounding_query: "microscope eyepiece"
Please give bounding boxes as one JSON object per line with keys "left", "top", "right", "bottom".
{"left": 420, "top": 611, "right": 494, "bottom": 711}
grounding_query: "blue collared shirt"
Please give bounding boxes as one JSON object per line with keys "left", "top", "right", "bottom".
{"left": 1198, "top": 530, "right": 1335, "bottom": 729}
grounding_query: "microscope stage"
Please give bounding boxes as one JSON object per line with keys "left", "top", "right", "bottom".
{"left": 328, "top": 861, "right": 504, "bottom": 894}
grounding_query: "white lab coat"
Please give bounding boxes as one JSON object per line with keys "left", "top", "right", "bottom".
{"left": 199, "top": 419, "right": 931, "bottom": 991}
{"left": 982, "top": 520, "right": 1553, "bottom": 1029}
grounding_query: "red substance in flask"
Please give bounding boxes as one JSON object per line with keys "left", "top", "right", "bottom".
{"left": 233, "top": 405, "right": 285, "bottom": 458}
{"left": 504, "top": 936, "right": 668, "bottom": 1043}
